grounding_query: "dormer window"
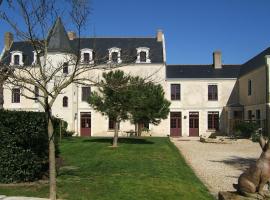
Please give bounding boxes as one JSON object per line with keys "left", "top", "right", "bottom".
{"left": 108, "top": 47, "right": 122, "bottom": 64}
{"left": 63, "top": 62, "right": 68, "bottom": 74}
{"left": 14, "top": 55, "right": 20, "bottom": 65}
{"left": 10, "top": 51, "right": 24, "bottom": 66}
{"left": 80, "top": 49, "right": 94, "bottom": 64}
{"left": 84, "top": 53, "right": 90, "bottom": 63}
{"left": 136, "top": 47, "right": 151, "bottom": 63}
{"left": 112, "top": 52, "right": 118, "bottom": 63}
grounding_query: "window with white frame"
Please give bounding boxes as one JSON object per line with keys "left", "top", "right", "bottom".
{"left": 80, "top": 49, "right": 94, "bottom": 64}
{"left": 12, "top": 88, "right": 20, "bottom": 103}
{"left": 136, "top": 47, "right": 151, "bottom": 63}
{"left": 108, "top": 47, "right": 122, "bottom": 64}
{"left": 10, "top": 51, "right": 24, "bottom": 66}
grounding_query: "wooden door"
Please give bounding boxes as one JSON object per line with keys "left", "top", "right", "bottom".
{"left": 80, "top": 112, "right": 91, "bottom": 137}
{"left": 170, "top": 112, "right": 182, "bottom": 137}
{"left": 189, "top": 112, "right": 199, "bottom": 136}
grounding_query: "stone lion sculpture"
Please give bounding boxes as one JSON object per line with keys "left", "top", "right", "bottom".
{"left": 233, "top": 136, "right": 270, "bottom": 199}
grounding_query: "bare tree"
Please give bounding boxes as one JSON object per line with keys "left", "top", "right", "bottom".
{"left": 0, "top": 1, "right": 94, "bottom": 199}
{"left": 0, "top": 67, "right": 10, "bottom": 109}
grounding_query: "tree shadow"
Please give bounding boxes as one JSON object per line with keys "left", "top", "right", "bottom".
{"left": 82, "top": 137, "right": 154, "bottom": 145}
{"left": 209, "top": 156, "right": 257, "bottom": 171}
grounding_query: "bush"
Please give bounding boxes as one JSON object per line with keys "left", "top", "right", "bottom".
{"left": 0, "top": 110, "right": 64, "bottom": 183}
{"left": 234, "top": 121, "right": 259, "bottom": 138}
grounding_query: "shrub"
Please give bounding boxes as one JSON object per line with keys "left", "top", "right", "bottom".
{"left": 234, "top": 121, "right": 259, "bottom": 138}
{"left": 0, "top": 110, "right": 64, "bottom": 183}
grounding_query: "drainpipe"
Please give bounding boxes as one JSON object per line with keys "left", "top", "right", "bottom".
{"left": 265, "top": 55, "right": 270, "bottom": 137}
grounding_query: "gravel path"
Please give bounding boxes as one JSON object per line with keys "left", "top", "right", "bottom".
{"left": 171, "top": 137, "right": 261, "bottom": 198}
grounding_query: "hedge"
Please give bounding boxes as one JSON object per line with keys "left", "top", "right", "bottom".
{"left": 0, "top": 110, "right": 64, "bottom": 183}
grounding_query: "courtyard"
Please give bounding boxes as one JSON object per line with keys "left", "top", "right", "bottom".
{"left": 171, "top": 137, "right": 261, "bottom": 198}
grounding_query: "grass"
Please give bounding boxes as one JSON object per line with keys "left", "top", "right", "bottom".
{"left": 0, "top": 137, "right": 214, "bottom": 200}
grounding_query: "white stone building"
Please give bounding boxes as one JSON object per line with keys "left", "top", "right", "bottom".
{"left": 1, "top": 18, "right": 270, "bottom": 137}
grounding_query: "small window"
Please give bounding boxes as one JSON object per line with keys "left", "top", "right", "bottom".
{"left": 248, "top": 80, "right": 252, "bottom": 96}
{"left": 82, "top": 87, "right": 91, "bottom": 102}
{"left": 140, "top": 51, "right": 147, "bottom": 62}
{"left": 208, "top": 112, "right": 219, "bottom": 130}
{"left": 34, "top": 86, "right": 39, "bottom": 99}
{"left": 14, "top": 55, "right": 20, "bottom": 65}
{"left": 12, "top": 88, "right": 20, "bottom": 103}
{"left": 63, "top": 62, "right": 68, "bottom": 74}
{"left": 109, "top": 118, "right": 120, "bottom": 130}
{"left": 256, "top": 109, "right": 261, "bottom": 120}
{"left": 136, "top": 47, "right": 151, "bottom": 63}
{"left": 208, "top": 85, "right": 218, "bottom": 101}
{"left": 63, "top": 96, "right": 68, "bottom": 107}
{"left": 171, "top": 84, "right": 181, "bottom": 100}
{"left": 83, "top": 53, "right": 90, "bottom": 63}
{"left": 111, "top": 52, "right": 118, "bottom": 63}
{"left": 248, "top": 110, "right": 252, "bottom": 120}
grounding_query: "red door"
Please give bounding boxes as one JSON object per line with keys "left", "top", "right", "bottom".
{"left": 189, "top": 112, "right": 199, "bottom": 136}
{"left": 80, "top": 112, "right": 91, "bottom": 137}
{"left": 170, "top": 112, "right": 182, "bottom": 137}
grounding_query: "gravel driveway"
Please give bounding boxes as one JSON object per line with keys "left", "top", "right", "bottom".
{"left": 171, "top": 137, "right": 261, "bottom": 198}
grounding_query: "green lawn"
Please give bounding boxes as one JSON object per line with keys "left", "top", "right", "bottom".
{"left": 0, "top": 137, "right": 214, "bottom": 200}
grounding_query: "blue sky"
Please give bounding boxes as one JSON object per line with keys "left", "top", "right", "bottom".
{"left": 1, "top": 0, "right": 270, "bottom": 64}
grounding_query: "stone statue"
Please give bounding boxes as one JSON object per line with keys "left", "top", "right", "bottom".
{"left": 233, "top": 136, "right": 270, "bottom": 199}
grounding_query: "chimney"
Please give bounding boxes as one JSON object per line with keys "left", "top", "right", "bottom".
{"left": 213, "top": 51, "right": 222, "bottom": 69}
{"left": 157, "top": 29, "right": 163, "bottom": 42}
{"left": 4, "top": 32, "right": 13, "bottom": 50}
{"left": 67, "top": 31, "right": 76, "bottom": 40}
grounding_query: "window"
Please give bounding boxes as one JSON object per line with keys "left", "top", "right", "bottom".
{"left": 63, "top": 96, "right": 68, "bottom": 107}
{"left": 83, "top": 53, "right": 90, "bottom": 63}
{"left": 140, "top": 52, "right": 147, "bottom": 62}
{"left": 248, "top": 80, "right": 252, "bottom": 96}
{"left": 248, "top": 110, "right": 252, "bottom": 120}
{"left": 80, "top": 49, "right": 94, "bottom": 64}
{"left": 111, "top": 52, "right": 118, "bottom": 63}
{"left": 10, "top": 51, "right": 24, "bottom": 66}
{"left": 108, "top": 47, "right": 122, "bottom": 64}
{"left": 208, "top": 85, "right": 218, "bottom": 101}
{"left": 82, "top": 87, "right": 91, "bottom": 102}
{"left": 12, "top": 88, "right": 20, "bottom": 103}
{"left": 14, "top": 55, "right": 20, "bottom": 65}
{"left": 136, "top": 47, "right": 151, "bottom": 63}
{"left": 109, "top": 118, "right": 120, "bottom": 130}
{"left": 63, "top": 62, "right": 68, "bottom": 74}
{"left": 233, "top": 111, "right": 242, "bottom": 119}
{"left": 171, "top": 84, "right": 180, "bottom": 100}
{"left": 34, "top": 86, "right": 39, "bottom": 100}
{"left": 256, "top": 109, "right": 261, "bottom": 120}
{"left": 208, "top": 112, "right": 219, "bottom": 130}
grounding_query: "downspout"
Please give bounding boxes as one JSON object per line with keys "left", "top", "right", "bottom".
{"left": 265, "top": 55, "right": 270, "bottom": 137}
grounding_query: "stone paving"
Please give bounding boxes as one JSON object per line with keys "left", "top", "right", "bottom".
{"left": 171, "top": 137, "right": 261, "bottom": 198}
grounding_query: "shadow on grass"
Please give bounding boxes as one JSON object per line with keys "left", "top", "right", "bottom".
{"left": 209, "top": 156, "right": 256, "bottom": 171}
{"left": 83, "top": 137, "right": 154, "bottom": 145}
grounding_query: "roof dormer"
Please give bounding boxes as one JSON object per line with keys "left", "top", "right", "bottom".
{"left": 10, "top": 51, "right": 24, "bottom": 66}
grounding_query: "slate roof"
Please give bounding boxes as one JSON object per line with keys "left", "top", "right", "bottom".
{"left": 0, "top": 17, "right": 164, "bottom": 66}
{"left": 47, "top": 17, "right": 73, "bottom": 53}
{"left": 166, "top": 65, "right": 241, "bottom": 79}
{"left": 239, "top": 47, "right": 270, "bottom": 77}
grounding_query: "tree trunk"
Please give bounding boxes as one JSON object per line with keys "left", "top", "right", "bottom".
{"left": 0, "top": 82, "right": 3, "bottom": 109}
{"left": 112, "top": 121, "right": 119, "bottom": 147}
{"left": 135, "top": 123, "right": 138, "bottom": 136}
{"left": 138, "top": 123, "right": 143, "bottom": 136}
{"left": 46, "top": 103, "right": 56, "bottom": 200}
